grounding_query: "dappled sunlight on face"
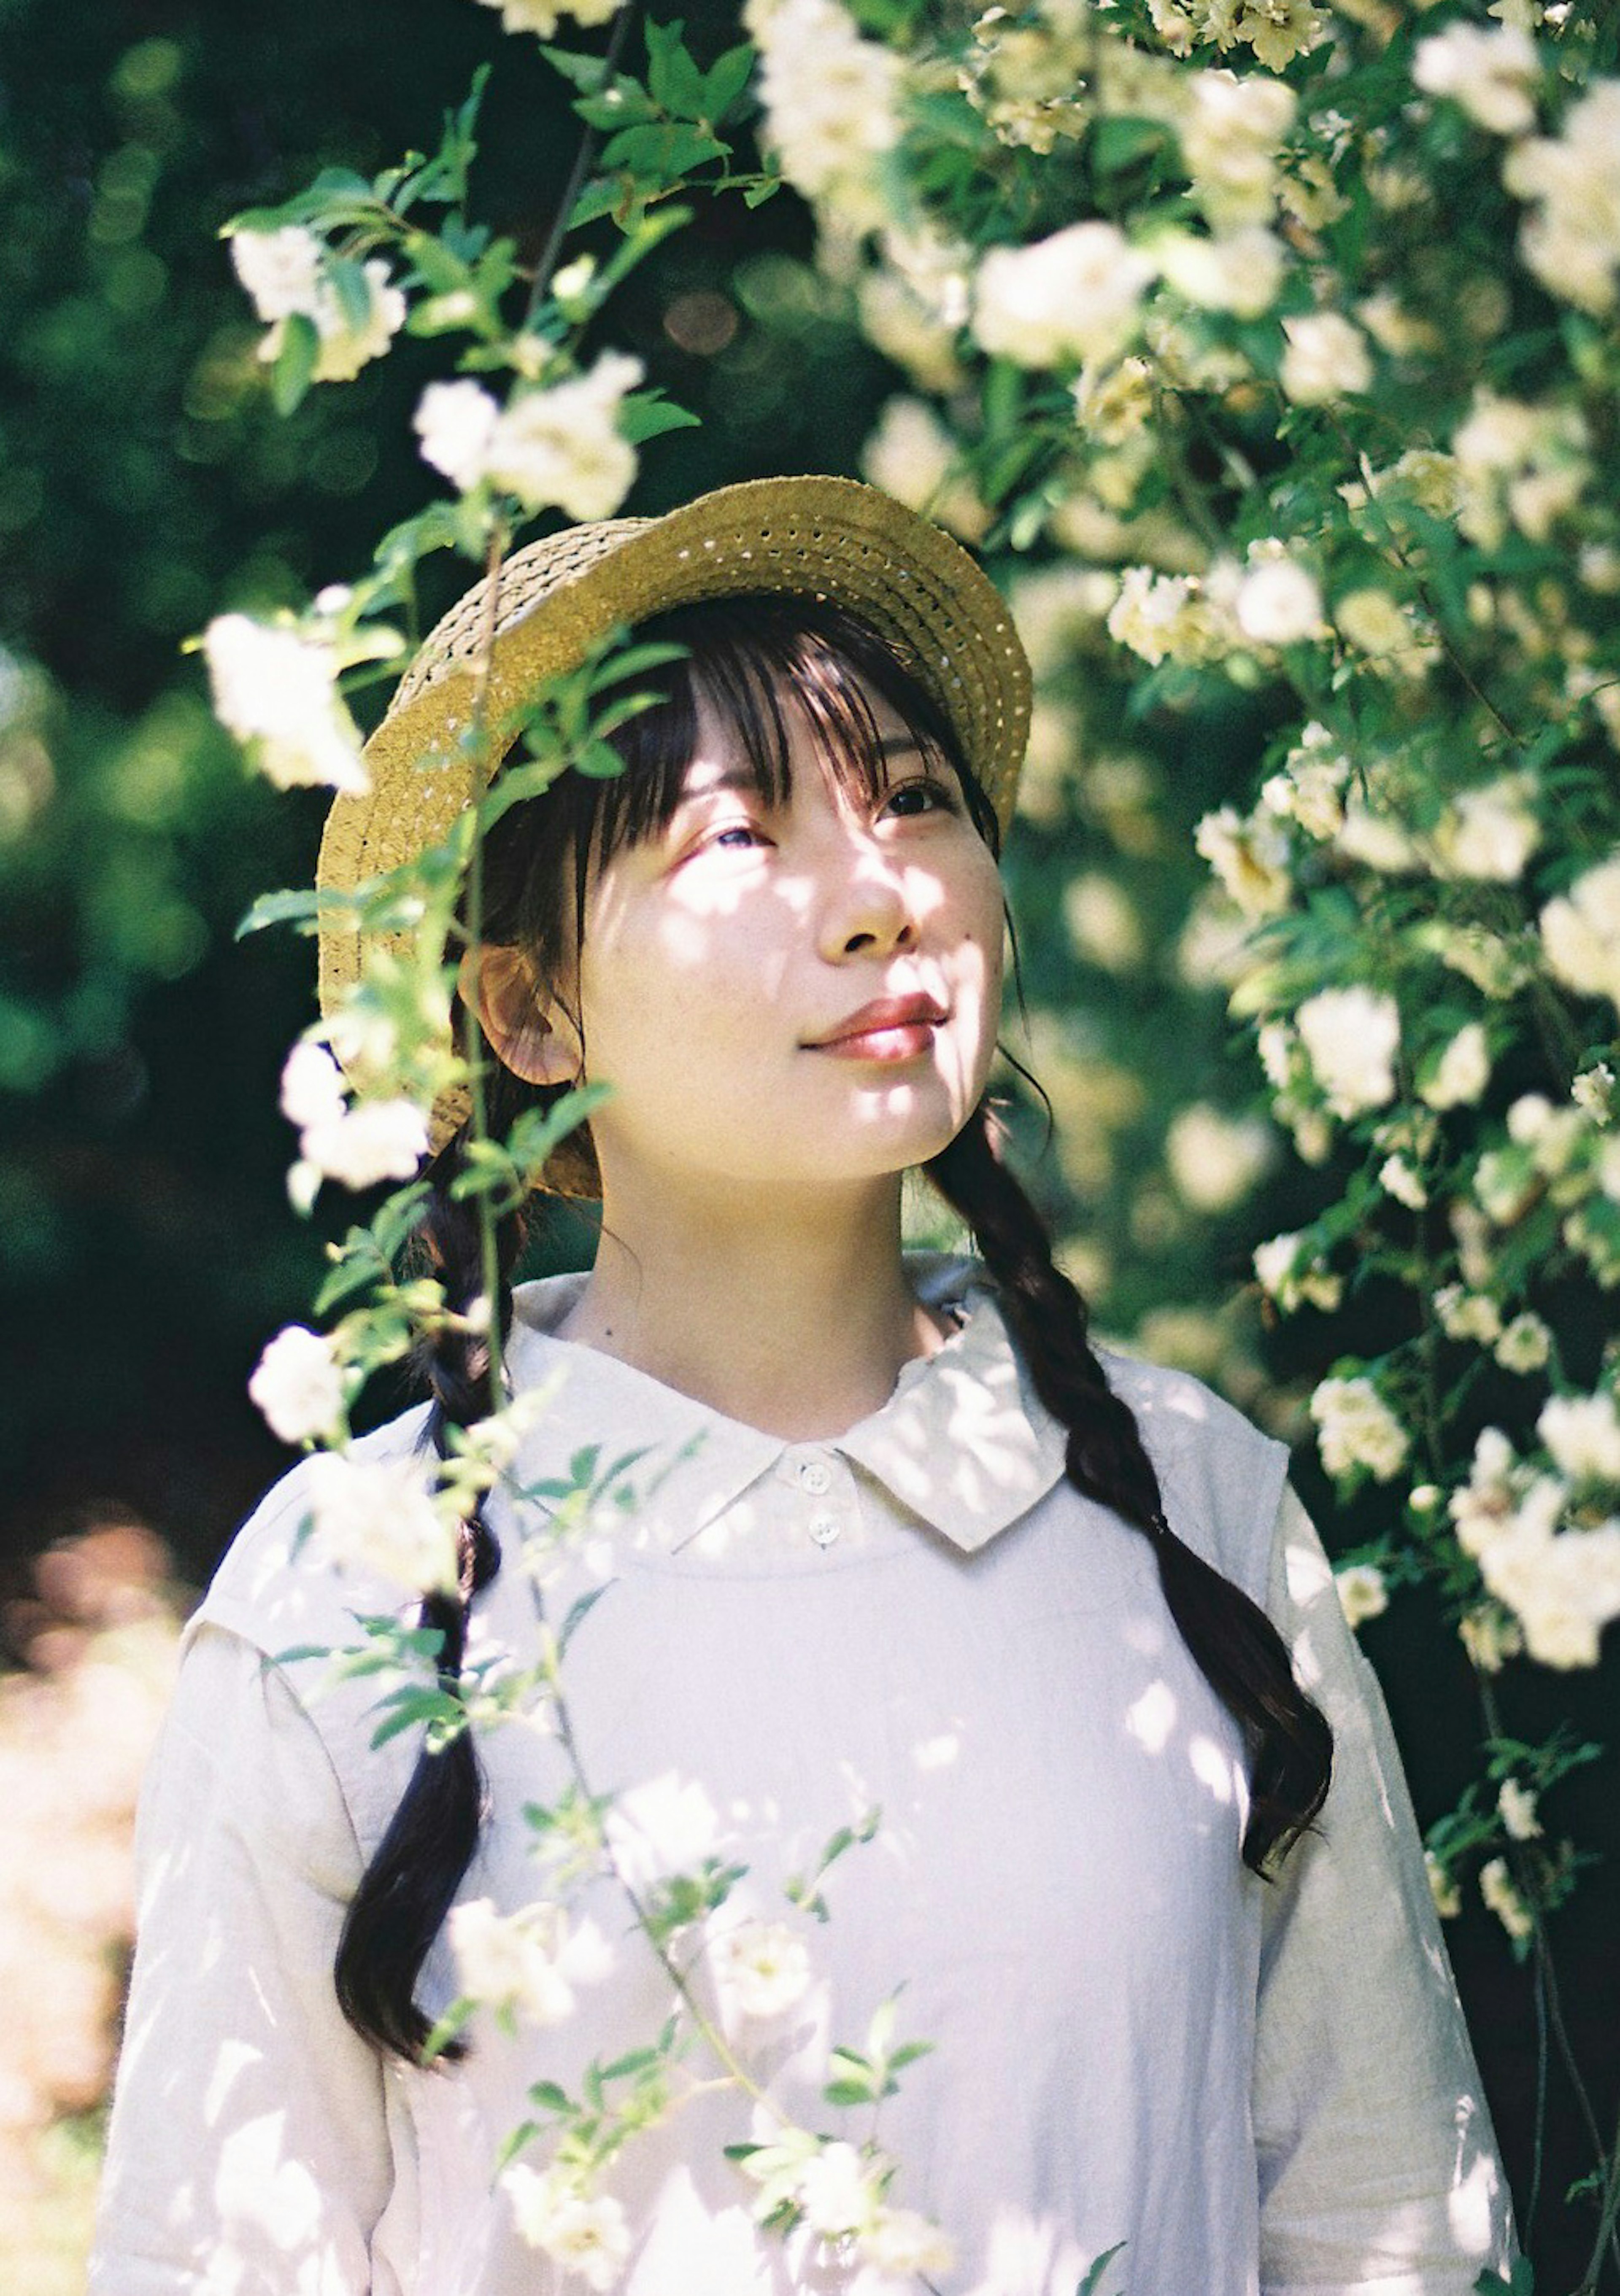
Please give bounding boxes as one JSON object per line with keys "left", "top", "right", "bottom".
{"left": 569, "top": 675, "right": 1004, "bottom": 1202}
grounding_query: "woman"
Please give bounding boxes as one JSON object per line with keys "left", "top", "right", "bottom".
{"left": 91, "top": 477, "right": 1515, "bottom": 2295}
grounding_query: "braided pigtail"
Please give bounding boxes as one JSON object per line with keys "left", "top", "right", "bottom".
{"left": 927, "top": 1101, "right": 1332, "bottom": 1873}
{"left": 333, "top": 1092, "right": 526, "bottom": 2060}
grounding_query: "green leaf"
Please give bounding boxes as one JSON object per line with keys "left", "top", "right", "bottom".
{"left": 600, "top": 122, "right": 725, "bottom": 180}
{"left": 702, "top": 42, "right": 756, "bottom": 124}
{"left": 587, "top": 639, "right": 691, "bottom": 694}
{"left": 568, "top": 177, "right": 628, "bottom": 230}
{"left": 575, "top": 86, "right": 661, "bottom": 133}
{"left": 617, "top": 389, "right": 702, "bottom": 445}
{"left": 529, "top": 2079, "right": 573, "bottom": 2113}
{"left": 325, "top": 253, "right": 379, "bottom": 331}
{"left": 1077, "top": 2241, "right": 1129, "bottom": 2296}
{"left": 645, "top": 19, "right": 709, "bottom": 119}
{"left": 558, "top": 1583, "right": 611, "bottom": 1655}
{"left": 271, "top": 312, "right": 321, "bottom": 415}
{"left": 235, "top": 886, "right": 329, "bottom": 940}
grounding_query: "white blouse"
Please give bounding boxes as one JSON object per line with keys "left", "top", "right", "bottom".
{"left": 90, "top": 1256, "right": 1515, "bottom": 2296}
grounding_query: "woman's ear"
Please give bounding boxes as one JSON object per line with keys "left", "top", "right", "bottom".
{"left": 460, "top": 944, "right": 581, "bottom": 1087}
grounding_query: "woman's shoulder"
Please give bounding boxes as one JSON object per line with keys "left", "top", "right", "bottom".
{"left": 194, "top": 1401, "right": 437, "bottom": 1663}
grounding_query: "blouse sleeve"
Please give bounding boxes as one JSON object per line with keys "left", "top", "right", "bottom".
{"left": 88, "top": 1620, "right": 396, "bottom": 2296}
{"left": 1255, "top": 1481, "right": 1518, "bottom": 2296}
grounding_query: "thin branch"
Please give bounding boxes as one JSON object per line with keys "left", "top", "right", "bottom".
{"left": 524, "top": 0, "right": 645, "bottom": 327}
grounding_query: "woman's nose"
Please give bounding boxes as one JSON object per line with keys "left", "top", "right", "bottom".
{"left": 818, "top": 846, "right": 919, "bottom": 960}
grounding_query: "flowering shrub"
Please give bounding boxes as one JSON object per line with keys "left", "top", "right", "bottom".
{"left": 186, "top": 0, "right": 1620, "bottom": 2284}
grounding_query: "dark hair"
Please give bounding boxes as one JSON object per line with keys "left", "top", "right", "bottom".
{"left": 334, "top": 594, "right": 1332, "bottom": 2061}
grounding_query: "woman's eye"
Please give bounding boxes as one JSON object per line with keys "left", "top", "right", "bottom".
{"left": 700, "top": 820, "right": 767, "bottom": 854}
{"left": 882, "top": 776, "right": 958, "bottom": 820}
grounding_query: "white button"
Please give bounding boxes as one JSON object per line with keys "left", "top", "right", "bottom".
{"left": 798, "top": 1460, "right": 832, "bottom": 1495}
{"left": 809, "top": 1514, "right": 842, "bottom": 1549}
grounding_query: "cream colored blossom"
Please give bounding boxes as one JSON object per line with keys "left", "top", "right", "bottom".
{"left": 1538, "top": 1391, "right": 1620, "bottom": 1482}
{"left": 1253, "top": 1231, "right": 1342, "bottom": 1313}
{"left": 1280, "top": 310, "right": 1372, "bottom": 405}
{"left": 1310, "top": 1376, "right": 1410, "bottom": 1482}
{"left": 1453, "top": 390, "right": 1590, "bottom": 547}
{"left": 796, "top": 2142, "right": 876, "bottom": 2237}
{"left": 415, "top": 379, "right": 500, "bottom": 493}
{"left": 230, "top": 225, "right": 323, "bottom": 322}
{"left": 861, "top": 397, "right": 988, "bottom": 541}
{"left": 482, "top": 352, "right": 643, "bottom": 521}
{"left": 449, "top": 1898, "right": 611, "bottom": 2024}
{"left": 1498, "top": 1779, "right": 1543, "bottom": 1841}
{"left": 1480, "top": 1855, "right": 1534, "bottom": 1941}
{"left": 858, "top": 2207, "right": 957, "bottom": 2277}
{"left": 857, "top": 268, "right": 964, "bottom": 392}
{"left": 1236, "top": 0, "right": 1326, "bottom": 69}
{"left": 1496, "top": 1313, "right": 1552, "bottom": 1373}
{"left": 280, "top": 1040, "right": 348, "bottom": 1132}
{"left": 1380, "top": 1154, "right": 1428, "bottom": 1210}
{"left": 1156, "top": 225, "right": 1286, "bottom": 317}
{"left": 712, "top": 1919, "right": 813, "bottom": 2020}
{"left": 1503, "top": 78, "right": 1620, "bottom": 314}
{"left": 203, "top": 615, "right": 370, "bottom": 795}
{"left": 1572, "top": 1062, "right": 1615, "bottom": 1124}
{"left": 299, "top": 1097, "right": 431, "bottom": 1190}
{"left": 1165, "top": 1103, "right": 1273, "bottom": 1211}
{"left": 1420, "top": 1024, "right": 1491, "bottom": 1110}
{"left": 1413, "top": 22, "right": 1540, "bottom": 136}
{"left": 1296, "top": 985, "right": 1401, "bottom": 1118}
{"left": 973, "top": 223, "right": 1156, "bottom": 368}
{"left": 1064, "top": 873, "right": 1146, "bottom": 973}
{"left": 1540, "top": 857, "right": 1620, "bottom": 1009}
{"left": 1110, "top": 567, "right": 1235, "bottom": 668}
{"left": 304, "top": 1450, "right": 461, "bottom": 1596}
{"left": 503, "top": 2167, "right": 632, "bottom": 2290}
{"left": 476, "top": 0, "right": 623, "bottom": 33}
{"left": 1426, "top": 1850, "right": 1462, "bottom": 1919}
{"left": 1336, "top": 1562, "right": 1389, "bottom": 1629}
{"left": 1180, "top": 70, "right": 1297, "bottom": 231}
{"left": 1435, "top": 1285, "right": 1504, "bottom": 1346}
{"left": 1234, "top": 553, "right": 1325, "bottom": 646}
{"left": 249, "top": 1326, "right": 346, "bottom": 1446}
{"left": 1194, "top": 803, "right": 1292, "bottom": 918}
{"left": 752, "top": 0, "right": 902, "bottom": 223}
{"left": 1460, "top": 1605, "right": 1523, "bottom": 1673}
{"left": 1431, "top": 775, "right": 1540, "bottom": 881}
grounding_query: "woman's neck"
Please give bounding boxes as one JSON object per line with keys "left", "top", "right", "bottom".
{"left": 556, "top": 1174, "right": 951, "bottom": 1440}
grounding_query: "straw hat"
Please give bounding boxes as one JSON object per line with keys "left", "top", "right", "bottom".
{"left": 317, "top": 474, "right": 1031, "bottom": 1143}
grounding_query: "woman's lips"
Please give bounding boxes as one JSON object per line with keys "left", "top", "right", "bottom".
{"left": 805, "top": 996, "right": 948, "bottom": 1062}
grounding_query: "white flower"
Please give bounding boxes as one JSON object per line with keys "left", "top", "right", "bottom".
{"left": 1504, "top": 80, "right": 1620, "bottom": 315}
{"left": 1253, "top": 1232, "right": 1342, "bottom": 1314}
{"left": 1165, "top": 1103, "right": 1273, "bottom": 1211}
{"left": 1540, "top": 857, "right": 1620, "bottom": 1010}
{"left": 1380, "top": 1153, "right": 1428, "bottom": 1210}
{"left": 1420, "top": 1024, "right": 1491, "bottom": 1110}
{"left": 477, "top": 0, "right": 624, "bottom": 36}
{"left": 1431, "top": 776, "right": 1540, "bottom": 881}
{"left": 1155, "top": 225, "right": 1285, "bottom": 317}
{"left": 503, "top": 2166, "right": 632, "bottom": 2290}
{"left": 861, "top": 397, "right": 988, "bottom": 541}
{"left": 1426, "top": 1849, "right": 1461, "bottom": 1919}
{"left": 449, "top": 1898, "right": 612, "bottom": 2024}
{"left": 1310, "top": 1376, "right": 1410, "bottom": 1483}
{"left": 1486, "top": 1522, "right": 1620, "bottom": 1667}
{"left": 1460, "top": 1605, "right": 1523, "bottom": 1673}
{"left": 304, "top": 1451, "right": 462, "bottom": 1595}
{"left": 202, "top": 615, "right": 370, "bottom": 795}
{"left": 1435, "top": 1285, "right": 1504, "bottom": 1346}
{"left": 1572, "top": 1062, "right": 1616, "bottom": 1124}
{"left": 306, "top": 259, "right": 406, "bottom": 383}
{"left": 973, "top": 223, "right": 1156, "bottom": 368}
{"left": 280, "top": 1039, "right": 348, "bottom": 1131}
{"left": 1335, "top": 1562, "right": 1389, "bottom": 1630}
{"left": 857, "top": 2206, "right": 957, "bottom": 2277}
{"left": 249, "top": 1326, "right": 346, "bottom": 1446}
{"left": 1234, "top": 555, "right": 1324, "bottom": 646}
{"left": 1193, "top": 804, "right": 1292, "bottom": 918}
{"left": 1537, "top": 1391, "right": 1620, "bottom": 1482}
{"left": 603, "top": 1772, "right": 722, "bottom": 1890}
{"left": 1296, "top": 985, "right": 1401, "bottom": 1118}
{"left": 415, "top": 379, "right": 500, "bottom": 493}
{"left": 1179, "top": 70, "right": 1297, "bottom": 232}
{"left": 230, "top": 225, "right": 324, "bottom": 322}
{"left": 713, "top": 1920, "right": 813, "bottom": 2020}
{"left": 1279, "top": 311, "right": 1373, "bottom": 406}
{"left": 753, "top": 0, "right": 902, "bottom": 219}
{"left": 481, "top": 352, "right": 643, "bottom": 521}
{"left": 796, "top": 2141, "right": 876, "bottom": 2237}
{"left": 300, "top": 1098, "right": 431, "bottom": 1189}
{"left": 1413, "top": 23, "right": 1540, "bottom": 136}
{"left": 1496, "top": 1313, "right": 1552, "bottom": 1373}
{"left": 1497, "top": 1779, "right": 1543, "bottom": 1841}
{"left": 1480, "top": 1855, "right": 1534, "bottom": 1941}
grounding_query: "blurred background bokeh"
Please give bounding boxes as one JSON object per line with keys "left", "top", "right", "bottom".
{"left": 1, "top": 1, "right": 1612, "bottom": 2287}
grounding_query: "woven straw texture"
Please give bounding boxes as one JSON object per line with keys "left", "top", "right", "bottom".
{"left": 316, "top": 476, "right": 1031, "bottom": 1140}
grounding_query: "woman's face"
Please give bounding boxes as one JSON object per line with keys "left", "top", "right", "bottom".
{"left": 554, "top": 669, "right": 1006, "bottom": 1207}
